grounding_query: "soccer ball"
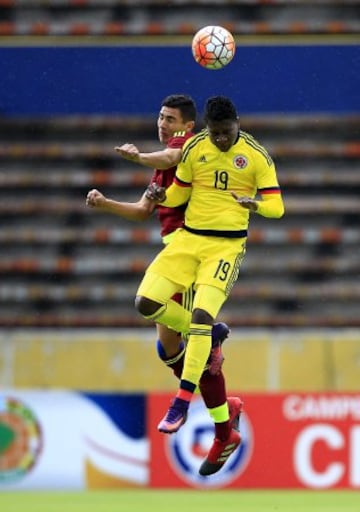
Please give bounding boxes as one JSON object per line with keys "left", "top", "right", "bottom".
{"left": 191, "top": 25, "right": 235, "bottom": 70}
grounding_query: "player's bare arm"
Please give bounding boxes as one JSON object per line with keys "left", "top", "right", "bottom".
{"left": 86, "top": 188, "right": 155, "bottom": 221}
{"left": 114, "top": 143, "right": 140, "bottom": 162}
{"left": 115, "top": 144, "right": 182, "bottom": 170}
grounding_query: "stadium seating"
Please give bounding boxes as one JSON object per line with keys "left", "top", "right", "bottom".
{"left": 1, "top": 0, "right": 358, "bottom": 330}
{"left": 1, "top": 113, "right": 359, "bottom": 328}
{"left": 0, "top": 0, "right": 359, "bottom": 37}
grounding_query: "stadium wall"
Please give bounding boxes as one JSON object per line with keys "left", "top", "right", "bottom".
{"left": 0, "top": 44, "right": 359, "bottom": 116}
{"left": 0, "top": 329, "right": 359, "bottom": 392}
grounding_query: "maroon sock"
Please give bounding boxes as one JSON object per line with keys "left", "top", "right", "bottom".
{"left": 199, "top": 370, "right": 226, "bottom": 408}
{"left": 213, "top": 420, "right": 231, "bottom": 441}
{"left": 165, "top": 352, "right": 184, "bottom": 379}
{"left": 199, "top": 370, "right": 230, "bottom": 441}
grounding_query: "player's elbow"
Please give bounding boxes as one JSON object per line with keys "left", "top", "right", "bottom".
{"left": 137, "top": 206, "right": 153, "bottom": 220}
{"left": 156, "top": 163, "right": 171, "bottom": 170}
{"left": 275, "top": 203, "right": 285, "bottom": 218}
{"left": 135, "top": 196, "right": 156, "bottom": 220}
{"left": 270, "top": 196, "right": 285, "bottom": 218}
{"left": 156, "top": 156, "right": 174, "bottom": 169}
{"left": 158, "top": 149, "right": 182, "bottom": 169}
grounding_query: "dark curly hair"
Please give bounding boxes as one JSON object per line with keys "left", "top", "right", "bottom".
{"left": 204, "top": 96, "right": 237, "bottom": 123}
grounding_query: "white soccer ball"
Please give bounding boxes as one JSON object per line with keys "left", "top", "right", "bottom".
{"left": 191, "top": 25, "right": 236, "bottom": 70}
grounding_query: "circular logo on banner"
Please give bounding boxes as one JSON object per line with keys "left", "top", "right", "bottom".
{"left": 0, "top": 396, "right": 43, "bottom": 484}
{"left": 165, "top": 398, "right": 253, "bottom": 488}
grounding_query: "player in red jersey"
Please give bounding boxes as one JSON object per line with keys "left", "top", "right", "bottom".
{"left": 87, "top": 95, "right": 197, "bottom": 361}
{"left": 86, "top": 95, "right": 243, "bottom": 473}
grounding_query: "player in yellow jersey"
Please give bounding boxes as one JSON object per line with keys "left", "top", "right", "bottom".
{"left": 86, "top": 95, "right": 243, "bottom": 474}
{"left": 136, "top": 96, "right": 284, "bottom": 476}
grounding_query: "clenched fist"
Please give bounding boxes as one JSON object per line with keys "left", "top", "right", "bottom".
{"left": 114, "top": 143, "right": 140, "bottom": 162}
{"left": 86, "top": 189, "right": 106, "bottom": 208}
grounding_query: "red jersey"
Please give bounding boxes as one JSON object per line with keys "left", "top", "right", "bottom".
{"left": 150, "top": 131, "right": 194, "bottom": 238}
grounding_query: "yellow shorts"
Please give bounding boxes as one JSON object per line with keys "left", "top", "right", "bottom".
{"left": 144, "top": 228, "right": 246, "bottom": 296}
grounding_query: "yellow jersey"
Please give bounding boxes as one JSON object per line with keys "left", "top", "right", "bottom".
{"left": 161, "top": 129, "right": 284, "bottom": 236}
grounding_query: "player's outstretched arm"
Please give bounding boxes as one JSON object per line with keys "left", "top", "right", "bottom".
{"left": 114, "top": 143, "right": 140, "bottom": 162}
{"left": 115, "top": 144, "right": 182, "bottom": 170}
{"left": 86, "top": 188, "right": 155, "bottom": 221}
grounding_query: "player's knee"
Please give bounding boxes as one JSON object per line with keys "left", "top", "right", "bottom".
{"left": 135, "top": 295, "right": 163, "bottom": 317}
{"left": 192, "top": 308, "right": 213, "bottom": 325}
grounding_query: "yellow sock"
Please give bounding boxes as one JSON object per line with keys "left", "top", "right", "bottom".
{"left": 208, "top": 402, "right": 230, "bottom": 423}
{"left": 181, "top": 323, "right": 212, "bottom": 385}
{"left": 147, "top": 299, "right": 191, "bottom": 334}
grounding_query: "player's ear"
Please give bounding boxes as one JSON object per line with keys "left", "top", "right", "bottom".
{"left": 186, "top": 120, "right": 195, "bottom": 132}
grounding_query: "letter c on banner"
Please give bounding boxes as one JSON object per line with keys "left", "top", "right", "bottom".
{"left": 294, "top": 424, "right": 344, "bottom": 488}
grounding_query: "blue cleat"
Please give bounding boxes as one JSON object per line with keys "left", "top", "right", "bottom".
{"left": 157, "top": 398, "right": 188, "bottom": 434}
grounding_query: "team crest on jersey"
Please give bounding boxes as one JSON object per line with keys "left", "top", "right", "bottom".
{"left": 233, "top": 155, "right": 248, "bottom": 169}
